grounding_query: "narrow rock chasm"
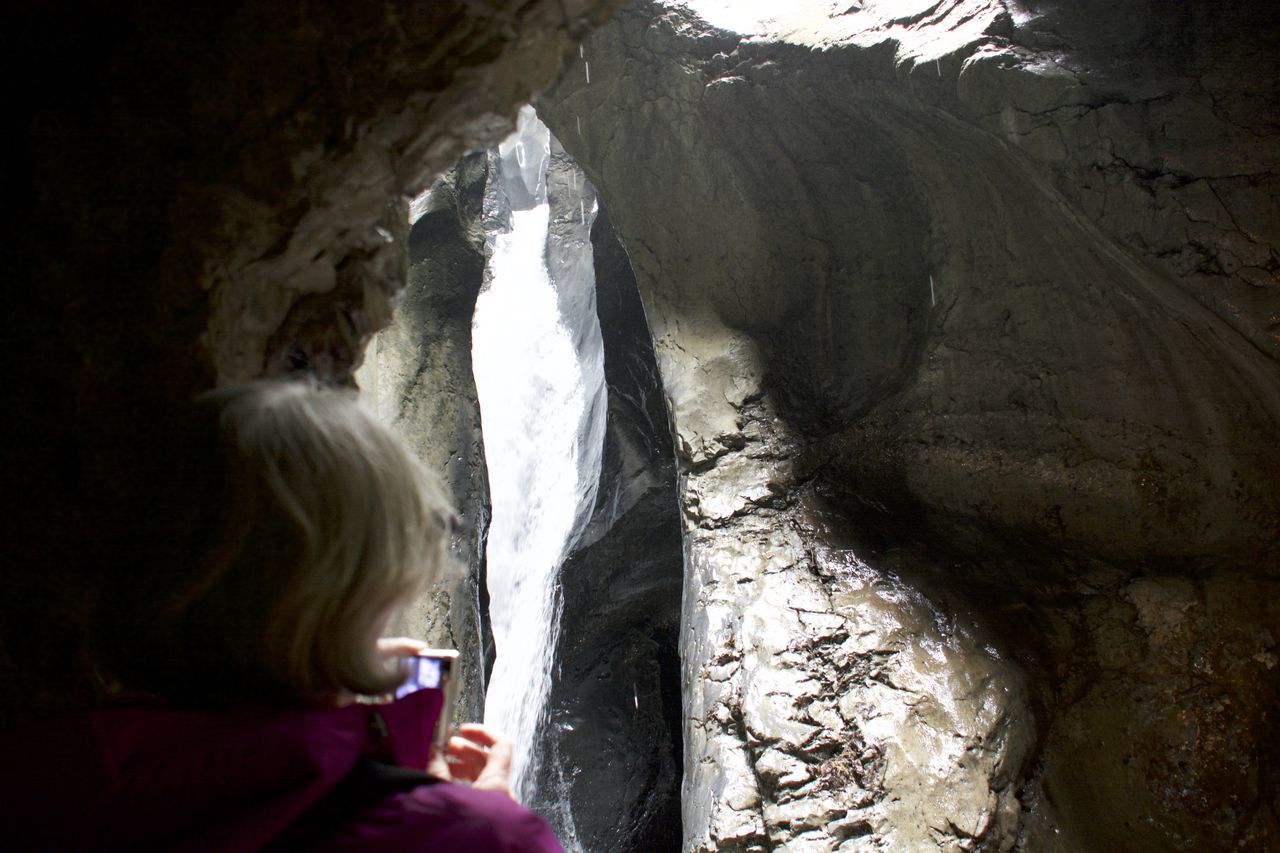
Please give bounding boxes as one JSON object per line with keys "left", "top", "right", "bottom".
{"left": 527, "top": 203, "right": 685, "bottom": 851}
{"left": 7, "top": 0, "right": 1279, "bottom": 851}
{"left": 362, "top": 118, "right": 686, "bottom": 849}
{"left": 356, "top": 153, "right": 493, "bottom": 725}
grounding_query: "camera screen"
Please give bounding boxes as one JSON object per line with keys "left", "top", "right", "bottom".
{"left": 395, "top": 655, "right": 444, "bottom": 699}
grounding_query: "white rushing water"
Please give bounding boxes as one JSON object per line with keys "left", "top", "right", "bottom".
{"left": 473, "top": 106, "right": 605, "bottom": 806}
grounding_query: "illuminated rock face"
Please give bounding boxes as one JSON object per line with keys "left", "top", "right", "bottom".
{"left": 538, "top": 1, "right": 1280, "bottom": 848}
{"left": 356, "top": 156, "right": 493, "bottom": 726}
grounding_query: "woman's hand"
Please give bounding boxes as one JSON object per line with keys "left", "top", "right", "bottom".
{"left": 427, "top": 723, "right": 514, "bottom": 797}
{"left": 376, "top": 637, "right": 428, "bottom": 658}
{"left": 378, "top": 641, "right": 512, "bottom": 795}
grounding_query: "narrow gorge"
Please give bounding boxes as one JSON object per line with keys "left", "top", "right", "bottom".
{"left": 360, "top": 104, "right": 686, "bottom": 849}
{"left": 6, "top": 0, "right": 1277, "bottom": 851}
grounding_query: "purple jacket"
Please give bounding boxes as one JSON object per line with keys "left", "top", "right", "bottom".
{"left": 1, "top": 689, "right": 563, "bottom": 851}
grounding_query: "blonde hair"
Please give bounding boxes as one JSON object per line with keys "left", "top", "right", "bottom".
{"left": 96, "top": 380, "right": 454, "bottom": 707}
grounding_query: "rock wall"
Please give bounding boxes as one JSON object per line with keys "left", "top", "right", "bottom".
{"left": 530, "top": 205, "right": 685, "bottom": 850}
{"left": 4, "top": 0, "right": 621, "bottom": 726}
{"left": 8, "top": 0, "right": 1278, "bottom": 845}
{"left": 356, "top": 155, "right": 492, "bottom": 723}
{"left": 538, "top": 1, "right": 1280, "bottom": 848}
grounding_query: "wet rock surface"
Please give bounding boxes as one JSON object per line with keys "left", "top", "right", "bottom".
{"left": 538, "top": 1, "right": 1280, "bottom": 848}
{"left": 356, "top": 156, "right": 492, "bottom": 722}
{"left": 530, "top": 206, "right": 685, "bottom": 850}
{"left": 674, "top": 400, "right": 1036, "bottom": 851}
{"left": 7, "top": 0, "right": 1278, "bottom": 846}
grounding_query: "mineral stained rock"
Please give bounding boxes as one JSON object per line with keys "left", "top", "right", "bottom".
{"left": 538, "top": 0, "right": 1280, "bottom": 848}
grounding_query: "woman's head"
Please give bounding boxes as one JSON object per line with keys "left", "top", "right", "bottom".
{"left": 96, "top": 379, "right": 455, "bottom": 707}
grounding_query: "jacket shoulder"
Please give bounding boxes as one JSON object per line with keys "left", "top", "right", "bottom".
{"left": 315, "top": 782, "right": 563, "bottom": 852}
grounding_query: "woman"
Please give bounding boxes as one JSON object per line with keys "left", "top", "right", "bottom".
{"left": 3, "top": 380, "right": 562, "bottom": 851}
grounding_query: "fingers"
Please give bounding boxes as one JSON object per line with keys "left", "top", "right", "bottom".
{"left": 426, "top": 744, "right": 453, "bottom": 782}
{"left": 445, "top": 736, "right": 489, "bottom": 783}
{"left": 454, "top": 722, "right": 504, "bottom": 747}
{"left": 443, "top": 724, "right": 514, "bottom": 796}
{"left": 472, "top": 736, "right": 512, "bottom": 794}
{"left": 377, "top": 637, "right": 428, "bottom": 657}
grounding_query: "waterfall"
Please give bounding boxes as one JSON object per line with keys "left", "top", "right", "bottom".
{"left": 472, "top": 106, "right": 606, "bottom": 812}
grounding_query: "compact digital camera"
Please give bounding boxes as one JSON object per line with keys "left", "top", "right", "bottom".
{"left": 396, "top": 649, "right": 461, "bottom": 752}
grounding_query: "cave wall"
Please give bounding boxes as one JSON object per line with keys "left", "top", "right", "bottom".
{"left": 355, "top": 154, "right": 492, "bottom": 724}
{"left": 538, "top": 0, "right": 1280, "bottom": 848}
{"left": 3, "top": 0, "right": 622, "bottom": 726}
{"left": 7, "top": 0, "right": 1278, "bottom": 847}
{"left": 530, "top": 204, "right": 685, "bottom": 850}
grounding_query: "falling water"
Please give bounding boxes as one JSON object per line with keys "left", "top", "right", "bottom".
{"left": 473, "top": 106, "right": 606, "bottom": 809}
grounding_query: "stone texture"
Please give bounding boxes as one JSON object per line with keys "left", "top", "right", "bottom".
{"left": 529, "top": 204, "right": 684, "bottom": 850}
{"left": 538, "top": 1, "right": 1280, "bottom": 848}
{"left": 8, "top": 0, "right": 1279, "bottom": 846}
{"left": 672, "top": 401, "right": 1034, "bottom": 851}
{"left": 356, "top": 155, "right": 492, "bottom": 723}
{"left": 4, "top": 0, "right": 621, "bottom": 726}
